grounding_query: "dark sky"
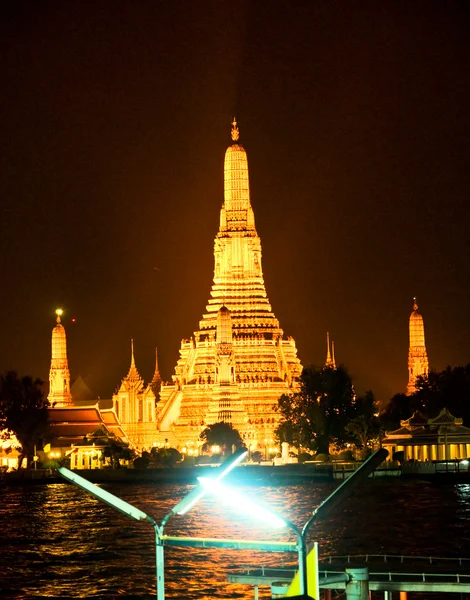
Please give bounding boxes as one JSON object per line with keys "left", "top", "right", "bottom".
{"left": 1, "top": 1, "right": 469, "bottom": 402}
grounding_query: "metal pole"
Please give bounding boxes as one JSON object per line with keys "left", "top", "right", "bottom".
{"left": 302, "top": 448, "right": 389, "bottom": 539}
{"left": 285, "top": 520, "right": 307, "bottom": 597}
{"left": 345, "top": 567, "right": 369, "bottom": 600}
{"left": 297, "top": 529, "right": 307, "bottom": 597}
{"left": 155, "top": 525, "right": 165, "bottom": 600}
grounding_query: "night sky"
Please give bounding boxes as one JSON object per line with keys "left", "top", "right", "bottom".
{"left": 1, "top": 1, "right": 469, "bottom": 403}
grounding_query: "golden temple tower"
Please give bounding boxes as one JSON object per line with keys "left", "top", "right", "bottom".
{"left": 157, "top": 119, "right": 302, "bottom": 450}
{"left": 48, "top": 309, "right": 73, "bottom": 407}
{"left": 112, "top": 339, "right": 157, "bottom": 449}
{"left": 406, "top": 298, "right": 429, "bottom": 395}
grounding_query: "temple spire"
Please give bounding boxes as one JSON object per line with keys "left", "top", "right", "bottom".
{"left": 231, "top": 117, "right": 239, "bottom": 142}
{"left": 326, "top": 332, "right": 332, "bottom": 364}
{"left": 407, "top": 298, "right": 429, "bottom": 395}
{"left": 221, "top": 116, "right": 255, "bottom": 235}
{"left": 152, "top": 347, "right": 160, "bottom": 380}
{"left": 131, "top": 338, "right": 136, "bottom": 368}
{"left": 48, "top": 308, "right": 73, "bottom": 407}
{"left": 125, "top": 338, "right": 142, "bottom": 382}
{"left": 325, "top": 332, "right": 336, "bottom": 368}
{"left": 151, "top": 347, "right": 162, "bottom": 396}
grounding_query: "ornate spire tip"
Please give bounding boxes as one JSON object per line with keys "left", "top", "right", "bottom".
{"left": 231, "top": 117, "right": 239, "bottom": 142}
{"left": 55, "top": 308, "right": 63, "bottom": 323}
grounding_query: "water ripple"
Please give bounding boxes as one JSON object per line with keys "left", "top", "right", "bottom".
{"left": 0, "top": 478, "right": 468, "bottom": 598}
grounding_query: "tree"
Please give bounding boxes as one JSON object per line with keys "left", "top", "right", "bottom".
{"left": 380, "top": 365, "right": 470, "bottom": 430}
{"left": 133, "top": 453, "right": 150, "bottom": 470}
{"left": 275, "top": 365, "right": 357, "bottom": 455}
{"left": 346, "top": 391, "right": 381, "bottom": 458}
{"left": 102, "top": 439, "right": 133, "bottom": 468}
{"left": 199, "top": 422, "right": 244, "bottom": 455}
{"left": 151, "top": 447, "right": 182, "bottom": 467}
{"left": 379, "top": 392, "right": 414, "bottom": 430}
{"left": 414, "top": 365, "right": 470, "bottom": 425}
{"left": 0, "top": 371, "right": 50, "bottom": 468}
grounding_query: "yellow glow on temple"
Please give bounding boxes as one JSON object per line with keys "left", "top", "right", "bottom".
{"left": 156, "top": 121, "right": 302, "bottom": 451}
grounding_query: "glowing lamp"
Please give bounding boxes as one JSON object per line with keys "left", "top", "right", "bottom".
{"left": 171, "top": 448, "right": 248, "bottom": 516}
{"left": 197, "top": 477, "right": 287, "bottom": 529}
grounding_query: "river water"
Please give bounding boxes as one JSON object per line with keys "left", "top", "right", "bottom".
{"left": 1, "top": 477, "right": 469, "bottom": 599}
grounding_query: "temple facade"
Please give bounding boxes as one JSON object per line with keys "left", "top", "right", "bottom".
{"left": 156, "top": 120, "right": 302, "bottom": 451}
{"left": 48, "top": 309, "right": 73, "bottom": 407}
{"left": 406, "top": 298, "right": 429, "bottom": 395}
{"left": 111, "top": 340, "right": 158, "bottom": 450}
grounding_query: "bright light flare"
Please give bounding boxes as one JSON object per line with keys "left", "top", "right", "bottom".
{"left": 56, "top": 308, "right": 63, "bottom": 316}
{"left": 58, "top": 467, "right": 151, "bottom": 522}
{"left": 197, "top": 476, "right": 287, "bottom": 529}
{"left": 175, "top": 448, "right": 248, "bottom": 515}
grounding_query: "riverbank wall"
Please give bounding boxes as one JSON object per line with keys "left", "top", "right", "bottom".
{"left": 2, "top": 462, "right": 336, "bottom": 486}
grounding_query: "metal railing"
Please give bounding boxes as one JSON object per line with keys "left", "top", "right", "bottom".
{"left": 320, "top": 569, "right": 470, "bottom": 585}
{"left": 323, "top": 554, "right": 470, "bottom": 567}
{"left": 230, "top": 562, "right": 470, "bottom": 586}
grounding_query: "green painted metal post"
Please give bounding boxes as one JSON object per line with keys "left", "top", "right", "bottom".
{"left": 345, "top": 568, "right": 369, "bottom": 600}
{"left": 155, "top": 526, "right": 165, "bottom": 600}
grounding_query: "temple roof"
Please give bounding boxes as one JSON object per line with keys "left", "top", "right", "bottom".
{"left": 384, "top": 407, "right": 470, "bottom": 444}
{"left": 48, "top": 405, "right": 128, "bottom": 444}
{"left": 49, "top": 406, "right": 101, "bottom": 423}
{"left": 428, "top": 407, "right": 463, "bottom": 426}
{"left": 125, "top": 338, "right": 142, "bottom": 382}
{"left": 400, "top": 410, "right": 427, "bottom": 428}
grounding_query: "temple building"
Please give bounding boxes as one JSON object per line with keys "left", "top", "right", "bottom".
{"left": 406, "top": 298, "right": 429, "bottom": 395}
{"left": 45, "top": 312, "right": 158, "bottom": 462}
{"left": 111, "top": 340, "right": 158, "bottom": 450}
{"left": 156, "top": 120, "right": 302, "bottom": 451}
{"left": 45, "top": 309, "right": 132, "bottom": 468}
{"left": 382, "top": 408, "right": 470, "bottom": 462}
{"left": 48, "top": 309, "right": 73, "bottom": 407}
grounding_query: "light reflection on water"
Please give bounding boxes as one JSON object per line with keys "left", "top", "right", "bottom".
{"left": 1, "top": 478, "right": 470, "bottom": 599}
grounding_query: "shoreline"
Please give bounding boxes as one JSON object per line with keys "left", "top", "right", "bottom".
{"left": 1, "top": 463, "right": 335, "bottom": 486}
{"left": 5, "top": 462, "right": 467, "bottom": 486}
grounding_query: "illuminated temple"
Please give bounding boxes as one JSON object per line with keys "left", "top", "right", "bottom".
{"left": 111, "top": 340, "right": 158, "bottom": 449}
{"left": 156, "top": 120, "right": 302, "bottom": 450}
{"left": 48, "top": 309, "right": 73, "bottom": 407}
{"left": 406, "top": 298, "right": 429, "bottom": 395}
